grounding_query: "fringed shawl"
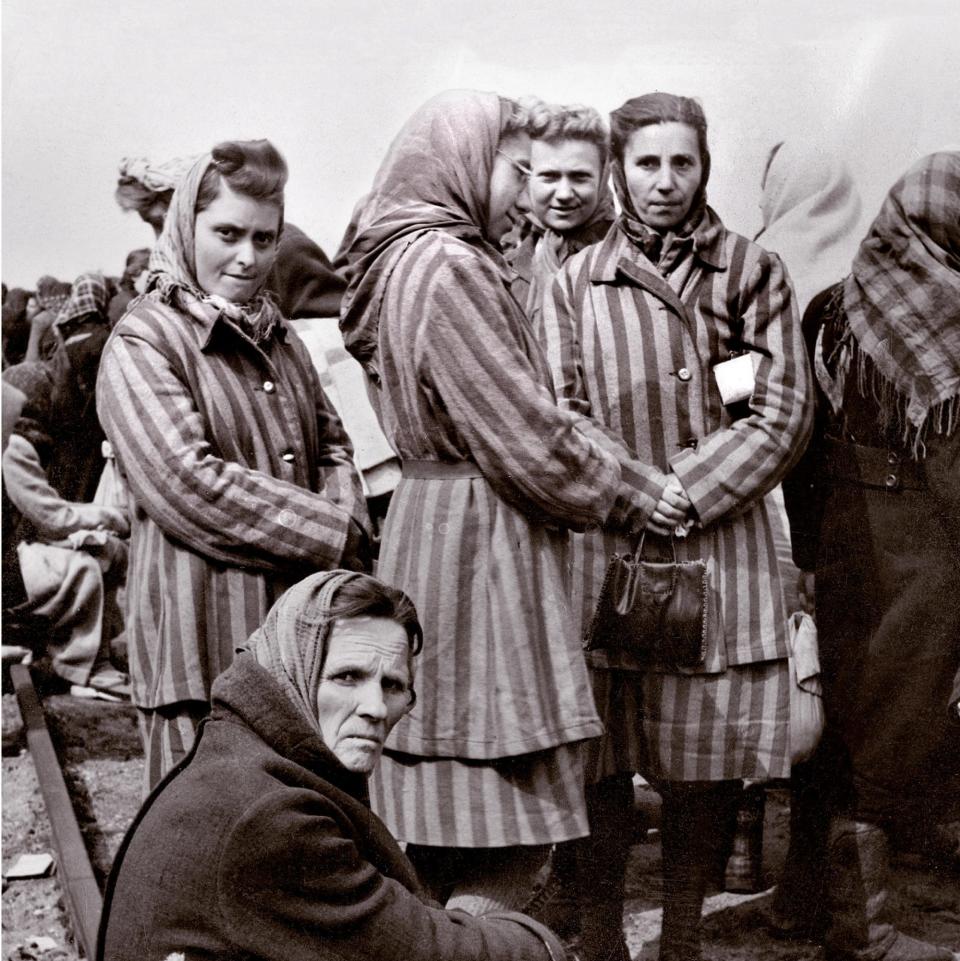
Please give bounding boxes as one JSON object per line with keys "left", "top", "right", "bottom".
{"left": 839, "top": 151, "right": 960, "bottom": 450}
{"left": 756, "top": 142, "right": 863, "bottom": 315}
{"left": 338, "top": 90, "right": 507, "bottom": 382}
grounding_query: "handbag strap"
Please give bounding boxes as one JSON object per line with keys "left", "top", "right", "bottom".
{"left": 615, "top": 532, "right": 680, "bottom": 614}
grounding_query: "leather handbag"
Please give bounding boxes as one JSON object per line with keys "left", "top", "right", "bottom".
{"left": 584, "top": 534, "right": 709, "bottom": 669}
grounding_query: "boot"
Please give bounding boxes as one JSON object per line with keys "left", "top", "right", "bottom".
{"left": 723, "top": 782, "right": 766, "bottom": 893}
{"left": 767, "top": 761, "right": 829, "bottom": 939}
{"left": 659, "top": 782, "right": 740, "bottom": 961}
{"left": 576, "top": 775, "right": 634, "bottom": 961}
{"left": 524, "top": 841, "right": 581, "bottom": 943}
{"left": 823, "top": 818, "right": 957, "bottom": 961}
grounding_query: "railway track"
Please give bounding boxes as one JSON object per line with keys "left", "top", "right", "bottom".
{"left": 9, "top": 664, "right": 141, "bottom": 960}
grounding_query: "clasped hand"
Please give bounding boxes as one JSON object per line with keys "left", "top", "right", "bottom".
{"left": 646, "top": 474, "right": 691, "bottom": 537}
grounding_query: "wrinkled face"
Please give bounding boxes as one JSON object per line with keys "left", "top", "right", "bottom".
{"left": 487, "top": 132, "right": 532, "bottom": 243}
{"left": 623, "top": 122, "right": 703, "bottom": 231}
{"left": 315, "top": 617, "right": 413, "bottom": 775}
{"left": 529, "top": 139, "right": 603, "bottom": 233}
{"left": 193, "top": 182, "right": 280, "bottom": 304}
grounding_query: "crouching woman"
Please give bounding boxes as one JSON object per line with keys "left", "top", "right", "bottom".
{"left": 97, "top": 570, "right": 568, "bottom": 961}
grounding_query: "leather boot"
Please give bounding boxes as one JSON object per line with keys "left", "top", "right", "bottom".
{"left": 823, "top": 818, "right": 957, "bottom": 961}
{"left": 525, "top": 841, "right": 581, "bottom": 943}
{"left": 767, "top": 760, "right": 828, "bottom": 939}
{"left": 577, "top": 775, "right": 634, "bottom": 961}
{"left": 659, "top": 782, "right": 740, "bottom": 961}
{"left": 723, "top": 782, "right": 766, "bottom": 893}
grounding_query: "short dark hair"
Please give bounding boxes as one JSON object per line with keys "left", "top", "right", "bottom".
{"left": 610, "top": 92, "right": 710, "bottom": 185}
{"left": 325, "top": 572, "right": 423, "bottom": 659}
{"left": 195, "top": 139, "right": 288, "bottom": 215}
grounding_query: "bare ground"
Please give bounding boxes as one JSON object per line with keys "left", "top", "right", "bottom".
{"left": 3, "top": 686, "right": 959, "bottom": 960}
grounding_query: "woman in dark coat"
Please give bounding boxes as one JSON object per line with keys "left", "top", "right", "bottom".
{"left": 783, "top": 151, "right": 960, "bottom": 961}
{"left": 97, "top": 570, "right": 571, "bottom": 961}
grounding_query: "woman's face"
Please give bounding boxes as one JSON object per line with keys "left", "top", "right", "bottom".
{"left": 315, "top": 616, "right": 413, "bottom": 775}
{"left": 487, "top": 132, "right": 532, "bottom": 242}
{"left": 193, "top": 181, "right": 280, "bottom": 303}
{"left": 529, "top": 138, "right": 603, "bottom": 233}
{"left": 622, "top": 121, "right": 703, "bottom": 232}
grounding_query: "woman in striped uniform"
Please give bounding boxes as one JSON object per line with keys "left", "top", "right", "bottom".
{"left": 338, "top": 90, "right": 651, "bottom": 913}
{"left": 97, "top": 141, "right": 370, "bottom": 790}
{"left": 539, "top": 93, "right": 813, "bottom": 961}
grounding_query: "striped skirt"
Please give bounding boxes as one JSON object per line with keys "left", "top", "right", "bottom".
{"left": 369, "top": 742, "right": 589, "bottom": 847}
{"left": 586, "top": 659, "right": 791, "bottom": 784}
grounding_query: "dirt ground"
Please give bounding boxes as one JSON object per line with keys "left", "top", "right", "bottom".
{"left": 2, "top": 684, "right": 959, "bottom": 960}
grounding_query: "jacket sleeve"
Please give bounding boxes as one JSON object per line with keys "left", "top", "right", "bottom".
{"left": 2, "top": 434, "right": 129, "bottom": 541}
{"left": 669, "top": 250, "right": 814, "bottom": 527}
{"left": 218, "top": 788, "right": 566, "bottom": 961}
{"left": 416, "top": 254, "right": 623, "bottom": 533}
{"left": 539, "top": 264, "right": 671, "bottom": 534}
{"left": 96, "top": 326, "right": 367, "bottom": 574}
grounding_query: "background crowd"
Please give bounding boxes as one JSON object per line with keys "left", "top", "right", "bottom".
{"left": 3, "top": 83, "right": 959, "bottom": 961}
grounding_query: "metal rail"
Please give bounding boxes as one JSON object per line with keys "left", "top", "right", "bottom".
{"left": 11, "top": 663, "right": 102, "bottom": 960}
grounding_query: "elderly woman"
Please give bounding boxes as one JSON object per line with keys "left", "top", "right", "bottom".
{"left": 97, "top": 141, "right": 370, "bottom": 788}
{"left": 539, "top": 93, "right": 812, "bottom": 961}
{"left": 116, "top": 155, "right": 346, "bottom": 319}
{"left": 505, "top": 102, "right": 614, "bottom": 322}
{"left": 782, "top": 152, "right": 960, "bottom": 961}
{"left": 97, "top": 571, "right": 570, "bottom": 961}
{"left": 339, "top": 90, "right": 648, "bottom": 913}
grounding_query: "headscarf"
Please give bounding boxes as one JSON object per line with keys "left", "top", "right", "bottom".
{"left": 339, "top": 89, "right": 508, "bottom": 381}
{"left": 839, "top": 151, "right": 960, "bottom": 448}
{"left": 117, "top": 155, "right": 202, "bottom": 195}
{"left": 35, "top": 276, "right": 72, "bottom": 317}
{"left": 148, "top": 153, "right": 283, "bottom": 341}
{"left": 755, "top": 143, "right": 862, "bottom": 315}
{"left": 243, "top": 570, "right": 380, "bottom": 734}
{"left": 609, "top": 93, "right": 712, "bottom": 271}
{"left": 53, "top": 273, "right": 113, "bottom": 331}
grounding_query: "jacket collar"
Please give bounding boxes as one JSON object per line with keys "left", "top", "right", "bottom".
{"left": 590, "top": 207, "right": 728, "bottom": 283}
{"left": 210, "top": 655, "right": 370, "bottom": 802}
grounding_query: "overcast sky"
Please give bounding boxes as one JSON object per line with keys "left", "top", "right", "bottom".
{"left": 3, "top": 0, "right": 959, "bottom": 288}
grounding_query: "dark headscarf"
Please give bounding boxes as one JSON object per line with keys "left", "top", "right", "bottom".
{"left": 835, "top": 150, "right": 960, "bottom": 448}
{"left": 608, "top": 92, "right": 712, "bottom": 269}
{"left": 338, "top": 90, "right": 510, "bottom": 381}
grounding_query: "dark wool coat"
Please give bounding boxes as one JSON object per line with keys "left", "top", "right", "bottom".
{"left": 783, "top": 284, "right": 960, "bottom": 822}
{"left": 97, "top": 656, "right": 566, "bottom": 961}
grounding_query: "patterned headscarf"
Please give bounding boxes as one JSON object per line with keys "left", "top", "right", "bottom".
{"left": 339, "top": 90, "right": 508, "bottom": 381}
{"left": 35, "top": 276, "right": 72, "bottom": 316}
{"left": 244, "top": 570, "right": 396, "bottom": 733}
{"left": 148, "top": 154, "right": 283, "bottom": 341}
{"left": 609, "top": 92, "right": 712, "bottom": 271}
{"left": 53, "top": 273, "right": 113, "bottom": 330}
{"left": 841, "top": 151, "right": 960, "bottom": 445}
{"left": 118, "top": 155, "right": 201, "bottom": 195}
{"left": 755, "top": 143, "right": 863, "bottom": 315}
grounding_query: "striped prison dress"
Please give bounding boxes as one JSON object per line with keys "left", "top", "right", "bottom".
{"left": 538, "top": 212, "right": 813, "bottom": 784}
{"left": 366, "top": 230, "right": 645, "bottom": 847}
{"left": 96, "top": 294, "right": 369, "bottom": 781}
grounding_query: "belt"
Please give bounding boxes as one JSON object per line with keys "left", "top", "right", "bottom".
{"left": 823, "top": 437, "right": 926, "bottom": 492}
{"left": 401, "top": 459, "right": 485, "bottom": 480}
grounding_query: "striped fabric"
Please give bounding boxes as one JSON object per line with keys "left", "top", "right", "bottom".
{"left": 96, "top": 294, "right": 369, "bottom": 711}
{"left": 137, "top": 700, "right": 208, "bottom": 796}
{"left": 370, "top": 744, "right": 588, "bottom": 847}
{"left": 539, "top": 216, "right": 812, "bottom": 781}
{"left": 370, "top": 230, "right": 644, "bottom": 845}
